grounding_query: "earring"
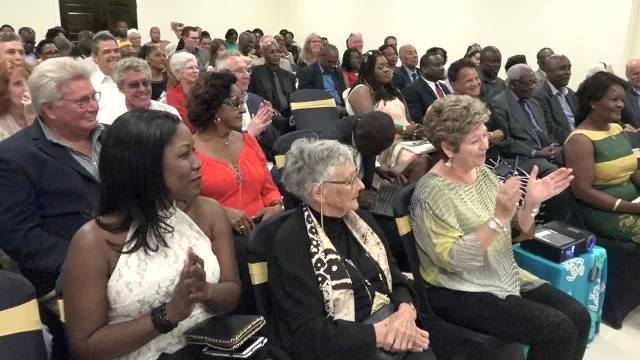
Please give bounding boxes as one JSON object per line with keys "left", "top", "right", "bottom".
{"left": 215, "top": 117, "right": 221, "bottom": 123}
{"left": 444, "top": 158, "right": 452, "bottom": 167}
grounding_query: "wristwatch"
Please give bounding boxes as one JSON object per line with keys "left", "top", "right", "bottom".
{"left": 488, "top": 217, "right": 508, "bottom": 234}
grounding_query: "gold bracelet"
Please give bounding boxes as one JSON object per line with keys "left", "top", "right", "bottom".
{"left": 612, "top": 198, "right": 622, "bottom": 212}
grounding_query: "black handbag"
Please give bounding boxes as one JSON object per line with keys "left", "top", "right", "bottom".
{"left": 184, "top": 314, "right": 266, "bottom": 351}
{"left": 364, "top": 304, "right": 408, "bottom": 360}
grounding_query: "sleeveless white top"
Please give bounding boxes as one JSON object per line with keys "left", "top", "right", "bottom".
{"left": 107, "top": 207, "right": 221, "bottom": 360}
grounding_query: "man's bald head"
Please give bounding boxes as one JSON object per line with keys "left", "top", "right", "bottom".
{"left": 398, "top": 44, "right": 418, "bottom": 69}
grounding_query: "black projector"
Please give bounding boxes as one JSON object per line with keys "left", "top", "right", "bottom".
{"left": 520, "top": 221, "right": 596, "bottom": 262}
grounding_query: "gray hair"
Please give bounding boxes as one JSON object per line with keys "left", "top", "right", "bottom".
{"left": 114, "top": 57, "right": 151, "bottom": 88}
{"left": 259, "top": 35, "right": 276, "bottom": 49}
{"left": 170, "top": 52, "right": 197, "bottom": 80}
{"left": 281, "top": 139, "right": 354, "bottom": 203}
{"left": 506, "top": 63, "right": 533, "bottom": 81}
{"left": 214, "top": 50, "right": 242, "bottom": 71}
{"left": 28, "top": 57, "right": 92, "bottom": 114}
{"left": 0, "top": 31, "right": 21, "bottom": 44}
{"left": 90, "top": 31, "right": 116, "bottom": 55}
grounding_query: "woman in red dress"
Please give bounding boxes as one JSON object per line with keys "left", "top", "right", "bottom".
{"left": 167, "top": 52, "right": 199, "bottom": 132}
{"left": 186, "top": 71, "right": 283, "bottom": 236}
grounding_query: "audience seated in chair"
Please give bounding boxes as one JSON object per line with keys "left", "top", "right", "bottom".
{"left": 268, "top": 138, "right": 434, "bottom": 360}
{"left": 249, "top": 40, "right": 296, "bottom": 119}
{"left": 142, "top": 44, "right": 169, "bottom": 101}
{"left": 214, "top": 50, "right": 281, "bottom": 161}
{"left": 297, "top": 32, "right": 322, "bottom": 69}
{"left": 102, "top": 57, "right": 180, "bottom": 124}
{"left": 402, "top": 52, "right": 450, "bottom": 122}
{"left": 413, "top": 95, "right": 590, "bottom": 360}
{"left": 167, "top": 51, "right": 200, "bottom": 132}
{"left": 188, "top": 72, "right": 283, "bottom": 314}
{"left": 489, "top": 64, "right": 559, "bottom": 176}
{"left": 341, "top": 47, "right": 362, "bottom": 88}
{"left": 63, "top": 109, "right": 240, "bottom": 359}
{"left": 0, "top": 31, "right": 26, "bottom": 65}
{"left": 175, "top": 26, "right": 209, "bottom": 72}
{"left": 90, "top": 31, "right": 125, "bottom": 125}
{"left": 564, "top": 72, "right": 639, "bottom": 243}
{"left": 392, "top": 44, "right": 419, "bottom": 91}
{"left": 297, "top": 44, "right": 347, "bottom": 114}
{"left": 479, "top": 46, "right": 506, "bottom": 103}
{"left": 0, "top": 57, "right": 104, "bottom": 358}
{"left": 532, "top": 54, "right": 578, "bottom": 144}
{"left": 379, "top": 44, "right": 399, "bottom": 69}
{"left": 622, "top": 58, "right": 640, "bottom": 129}
{"left": 0, "top": 59, "right": 34, "bottom": 141}
{"left": 534, "top": 47, "right": 554, "bottom": 82}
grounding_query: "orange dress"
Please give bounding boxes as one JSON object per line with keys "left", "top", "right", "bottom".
{"left": 197, "top": 133, "right": 282, "bottom": 216}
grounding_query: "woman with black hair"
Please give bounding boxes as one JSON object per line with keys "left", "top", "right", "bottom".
{"left": 346, "top": 50, "right": 429, "bottom": 181}
{"left": 379, "top": 44, "right": 398, "bottom": 69}
{"left": 63, "top": 110, "right": 240, "bottom": 359}
{"left": 564, "top": 71, "right": 640, "bottom": 242}
{"left": 341, "top": 47, "right": 361, "bottom": 88}
{"left": 224, "top": 28, "right": 238, "bottom": 52}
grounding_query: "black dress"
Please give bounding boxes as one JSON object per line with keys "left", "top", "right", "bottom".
{"left": 268, "top": 207, "right": 434, "bottom": 360}
{"left": 151, "top": 72, "right": 168, "bottom": 100}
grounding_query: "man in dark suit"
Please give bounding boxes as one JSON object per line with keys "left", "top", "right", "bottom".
{"left": 0, "top": 57, "right": 103, "bottom": 358}
{"left": 297, "top": 44, "right": 347, "bottom": 114}
{"left": 479, "top": 46, "right": 507, "bottom": 103}
{"left": 248, "top": 40, "right": 296, "bottom": 119}
{"left": 489, "top": 64, "right": 559, "bottom": 176}
{"left": 392, "top": 44, "right": 419, "bottom": 90}
{"left": 402, "top": 53, "right": 450, "bottom": 122}
{"left": 531, "top": 55, "right": 578, "bottom": 144}
{"left": 622, "top": 58, "right": 640, "bottom": 129}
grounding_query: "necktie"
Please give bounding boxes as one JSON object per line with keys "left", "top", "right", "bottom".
{"left": 435, "top": 82, "right": 446, "bottom": 98}
{"left": 411, "top": 72, "right": 418, "bottom": 82}
{"left": 272, "top": 71, "right": 288, "bottom": 110}
{"left": 518, "top": 98, "right": 543, "bottom": 147}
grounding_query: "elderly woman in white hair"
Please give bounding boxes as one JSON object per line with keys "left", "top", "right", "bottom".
{"left": 127, "top": 29, "right": 142, "bottom": 57}
{"left": 167, "top": 51, "right": 199, "bottom": 132}
{"left": 268, "top": 138, "right": 434, "bottom": 360}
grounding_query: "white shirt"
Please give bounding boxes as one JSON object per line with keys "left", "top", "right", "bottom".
{"left": 423, "top": 77, "right": 445, "bottom": 99}
{"left": 91, "top": 69, "right": 126, "bottom": 125}
{"left": 101, "top": 100, "right": 182, "bottom": 125}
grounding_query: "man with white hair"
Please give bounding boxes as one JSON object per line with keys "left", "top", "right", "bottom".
{"left": 392, "top": 44, "right": 419, "bottom": 90}
{"left": 622, "top": 58, "right": 640, "bottom": 129}
{"left": 0, "top": 58, "right": 103, "bottom": 357}
{"left": 90, "top": 31, "right": 125, "bottom": 124}
{"left": 489, "top": 63, "right": 558, "bottom": 176}
{"left": 0, "top": 31, "right": 25, "bottom": 65}
{"left": 101, "top": 57, "right": 180, "bottom": 124}
{"left": 215, "top": 50, "right": 284, "bottom": 164}
{"left": 346, "top": 32, "right": 364, "bottom": 53}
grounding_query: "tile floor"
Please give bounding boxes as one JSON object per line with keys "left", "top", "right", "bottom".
{"left": 583, "top": 307, "right": 640, "bottom": 359}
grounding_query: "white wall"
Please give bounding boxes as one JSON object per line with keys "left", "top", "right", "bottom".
{"left": 283, "top": 0, "right": 635, "bottom": 89}
{"left": 5, "top": 0, "right": 60, "bottom": 43}
{"left": 4, "top": 0, "right": 637, "bottom": 88}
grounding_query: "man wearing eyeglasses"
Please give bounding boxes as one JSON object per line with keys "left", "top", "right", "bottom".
{"left": 489, "top": 63, "right": 559, "bottom": 176}
{"left": 0, "top": 57, "right": 104, "bottom": 357}
{"left": 176, "top": 26, "right": 209, "bottom": 72}
{"left": 90, "top": 31, "right": 125, "bottom": 124}
{"left": 105, "top": 57, "right": 180, "bottom": 124}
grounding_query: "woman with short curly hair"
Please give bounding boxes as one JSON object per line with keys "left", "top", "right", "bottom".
{"left": 186, "top": 71, "right": 282, "bottom": 236}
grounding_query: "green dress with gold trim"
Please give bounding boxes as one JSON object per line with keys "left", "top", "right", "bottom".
{"left": 566, "top": 123, "right": 640, "bottom": 243}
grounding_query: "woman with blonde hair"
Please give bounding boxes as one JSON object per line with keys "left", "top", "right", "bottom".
{"left": 297, "top": 32, "right": 322, "bottom": 69}
{"left": 0, "top": 60, "right": 34, "bottom": 141}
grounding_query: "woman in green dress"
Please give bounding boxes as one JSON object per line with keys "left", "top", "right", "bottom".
{"left": 563, "top": 71, "right": 640, "bottom": 243}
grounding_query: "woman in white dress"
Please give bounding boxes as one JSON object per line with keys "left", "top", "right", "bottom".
{"left": 63, "top": 109, "right": 240, "bottom": 360}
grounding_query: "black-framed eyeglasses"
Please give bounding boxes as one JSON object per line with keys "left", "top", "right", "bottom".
{"left": 222, "top": 97, "right": 245, "bottom": 109}
{"left": 59, "top": 91, "right": 101, "bottom": 109}
{"left": 126, "top": 79, "right": 151, "bottom": 89}
{"left": 514, "top": 79, "right": 539, "bottom": 87}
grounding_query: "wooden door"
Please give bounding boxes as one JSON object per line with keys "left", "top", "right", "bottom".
{"left": 59, "top": 0, "right": 137, "bottom": 41}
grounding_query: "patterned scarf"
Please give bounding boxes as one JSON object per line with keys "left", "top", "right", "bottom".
{"left": 303, "top": 205, "right": 392, "bottom": 321}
